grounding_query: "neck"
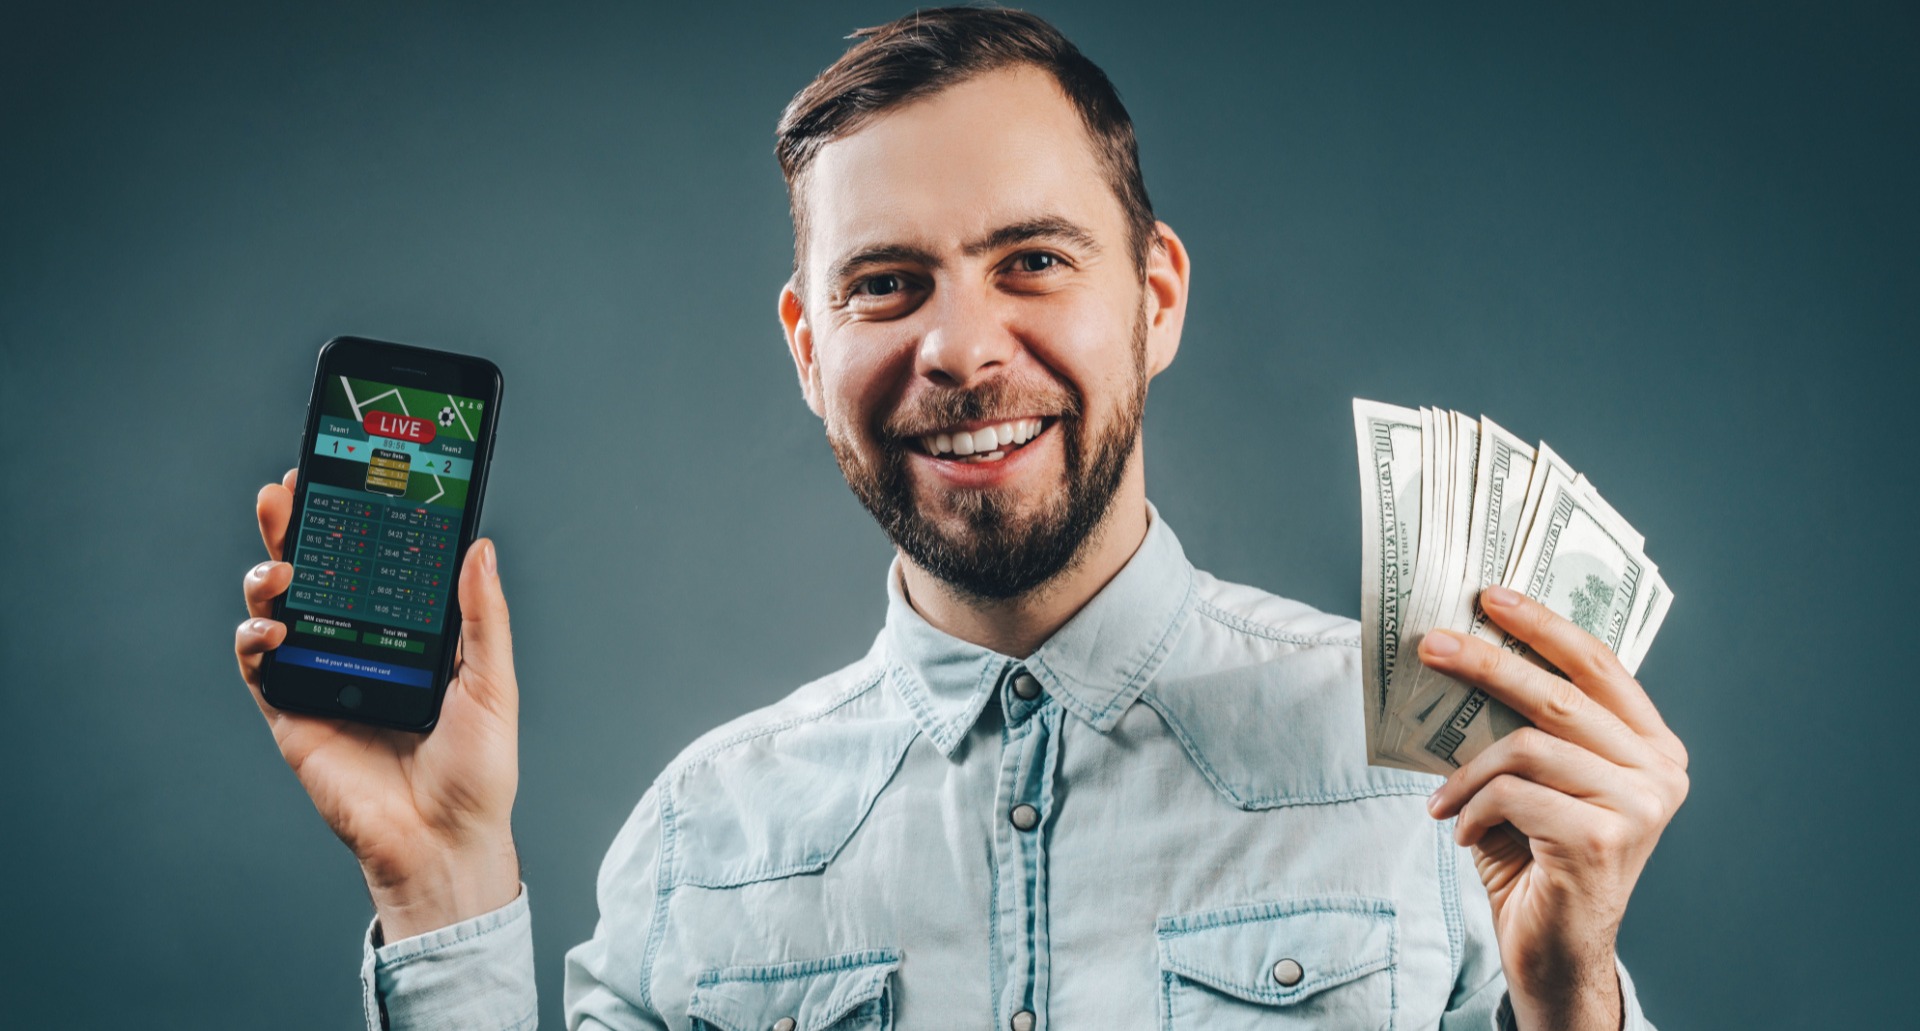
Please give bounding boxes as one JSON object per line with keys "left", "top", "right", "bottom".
{"left": 898, "top": 466, "right": 1151, "bottom": 659}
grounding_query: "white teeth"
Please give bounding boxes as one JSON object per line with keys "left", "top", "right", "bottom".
{"left": 919, "top": 418, "right": 1047, "bottom": 456}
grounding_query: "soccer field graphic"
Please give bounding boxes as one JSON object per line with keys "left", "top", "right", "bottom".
{"left": 316, "top": 376, "right": 485, "bottom": 508}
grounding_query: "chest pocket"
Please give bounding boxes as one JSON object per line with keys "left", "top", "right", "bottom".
{"left": 689, "top": 949, "right": 901, "bottom": 1031}
{"left": 1156, "top": 898, "right": 1397, "bottom": 1030}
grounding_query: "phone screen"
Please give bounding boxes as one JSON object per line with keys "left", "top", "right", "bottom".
{"left": 277, "top": 373, "right": 489, "bottom": 701}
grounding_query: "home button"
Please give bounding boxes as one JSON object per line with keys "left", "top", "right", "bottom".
{"left": 337, "top": 684, "right": 363, "bottom": 710}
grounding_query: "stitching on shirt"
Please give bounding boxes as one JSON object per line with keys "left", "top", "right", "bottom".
{"left": 1136, "top": 690, "right": 1431, "bottom": 808}
{"left": 1389, "top": 906, "right": 1401, "bottom": 1029}
{"left": 1195, "top": 595, "right": 1361, "bottom": 649}
{"left": 664, "top": 663, "right": 887, "bottom": 775}
{"left": 1028, "top": 563, "right": 1197, "bottom": 730}
{"left": 984, "top": 709, "right": 1008, "bottom": 1022}
{"left": 959, "top": 657, "right": 1006, "bottom": 746}
{"left": 1154, "top": 896, "right": 1397, "bottom": 1005}
{"left": 639, "top": 781, "right": 677, "bottom": 1013}
{"left": 890, "top": 661, "right": 944, "bottom": 744}
{"left": 671, "top": 723, "right": 919, "bottom": 888}
{"left": 694, "top": 947, "right": 902, "bottom": 985}
{"left": 371, "top": 891, "right": 528, "bottom": 964}
{"left": 1435, "top": 816, "right": 1462, "bottom": 983}
{"left": 1093, "top": 561, "right": 1194, "bottom": 723}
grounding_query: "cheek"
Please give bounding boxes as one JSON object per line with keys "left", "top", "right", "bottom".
{"left": 1013, "top": 290, "right": 1140, "bottom": 399}
{"left": 815, "top": 329, "right": 916, "bottom": 430}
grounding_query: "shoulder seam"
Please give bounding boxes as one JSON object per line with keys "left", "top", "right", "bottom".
{"left": 655, "top": 661, "right": 889, "bottom": 783}
{"left": 1194, "top": 595, "right": 1361, "bottom": 649}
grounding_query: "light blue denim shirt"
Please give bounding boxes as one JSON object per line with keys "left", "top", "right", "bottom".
{"left": 360, "top": 508, "right": 1655, "bottom": 1030}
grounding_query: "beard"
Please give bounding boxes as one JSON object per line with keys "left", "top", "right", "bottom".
{"left": 826, "top": 310, "right": 1148, "bottom": 602}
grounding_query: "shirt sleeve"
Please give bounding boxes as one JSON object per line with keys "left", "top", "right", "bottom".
{"left": 563, "top": 785, "right": 671, "bottom": 1030}
{"left": 359, "top": 882, "right": 539, "bottom": 1031}
{"left": 1439, "top": 830, "right": 1658, "bottom": 1030}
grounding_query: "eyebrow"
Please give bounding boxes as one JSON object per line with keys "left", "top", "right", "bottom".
{"left": 825, "top": 215, "right": 1103, "bottom": 286}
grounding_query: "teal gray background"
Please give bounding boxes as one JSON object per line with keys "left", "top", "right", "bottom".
{"left": 3, "top": 1, "right": 1912, "bottom": 1026}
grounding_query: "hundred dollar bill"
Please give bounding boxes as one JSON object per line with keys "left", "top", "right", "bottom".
{"left": 1378, "top": 417, "right": 1530, "bottom": 770}
{"left": 1352, "top": 400, "right": 1424, "bottom": 763}
{"left": 1378, "top": 411, "right": 1479, "bottom": 765}
{"left": 1621, "top": 567, "right": 1673, "bottom": 674}
{"left": 1413, "top": 464, "right": 1660, "bottom": 769}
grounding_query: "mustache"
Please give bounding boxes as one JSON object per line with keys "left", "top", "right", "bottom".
{"left": 879, "top": 378, "right": 1082, "bottom": 440}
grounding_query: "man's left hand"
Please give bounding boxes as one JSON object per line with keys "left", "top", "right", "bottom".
{"left": 1418, "top": 584, "right": 1689, "bottom": 1031}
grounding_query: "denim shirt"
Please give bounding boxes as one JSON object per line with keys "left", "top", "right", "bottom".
{"left": 360, "top": 508, "right": 1655, "bottom": 1030}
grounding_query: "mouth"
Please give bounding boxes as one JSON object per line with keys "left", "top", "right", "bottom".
{"left": 910, "top": 417, "right": 1055, "bottom": 464}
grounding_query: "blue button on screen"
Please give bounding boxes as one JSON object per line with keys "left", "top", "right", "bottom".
{"left": 277, "top": 646, "right": 433, "bottom": 689}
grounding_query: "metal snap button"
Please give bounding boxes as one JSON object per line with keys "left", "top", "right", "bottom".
{"left": 1272, "top": 957, "right": 1304, "bottom": 986}
{"left": 1009, "top": 803, "right": 1039, "bottom": 831}
{"left": 1012, "top": 672, "right": 1042, "bottom": 700}
{"left": 1010, "top": 1009, "right": 1035, "bottom": 1031}
{"left": 772, "top": 1018, "right": 796, "bottom": 1031}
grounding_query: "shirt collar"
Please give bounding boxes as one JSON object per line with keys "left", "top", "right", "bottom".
{"left": 881, "top": 503, "right": 1197, "bottom": 757}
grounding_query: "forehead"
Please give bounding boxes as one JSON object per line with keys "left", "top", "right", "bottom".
{"left": 802, "top": 64, "right": 1121, "bottom": 277}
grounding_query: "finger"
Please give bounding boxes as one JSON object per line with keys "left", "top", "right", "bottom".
{"left": 243, "top": 560, "right": 294, "bottom": 620}
{"left": 453, "top": 538, "right": 517, "bottom": 717}
{"left": 1428, "top": 726, "right": 1626, "bottom": 820}
{"left": 258, "top": 478, "right": 295, "bottom": 561}
{"left": 235, "top": 616, "right": 288, "bottom": 722}
{"left": 1478, "top": 585, "right": 1679, "bottom": 753}
{"left": 1419, "top": 628, "right": 1655, "bottom": 768}
{"left": 1454, "top": 772, "right": 1612, "bottom": 850}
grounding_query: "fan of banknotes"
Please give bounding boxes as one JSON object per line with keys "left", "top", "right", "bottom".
{"left": 1352, "top": 400, "right": 1673, "bottom": 776}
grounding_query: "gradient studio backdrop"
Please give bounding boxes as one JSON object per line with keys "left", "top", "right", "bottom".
{"left": 3, "top": 1, "right": 1913, "bottom": 1026}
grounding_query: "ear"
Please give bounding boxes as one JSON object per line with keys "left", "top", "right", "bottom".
{"left": 779, "top": 278, "right": 825, "bottom": 419}
{"left": 1141, "top": 220, "right": 1191, "bottom": 379}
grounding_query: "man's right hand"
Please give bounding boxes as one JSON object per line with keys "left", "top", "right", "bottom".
{"left": 235, "top": 468, "right": 523, "bottom": 942}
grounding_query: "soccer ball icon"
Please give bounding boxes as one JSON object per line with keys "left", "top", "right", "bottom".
{"left": 437, "top": 406, "right": 457, "bottom": 427}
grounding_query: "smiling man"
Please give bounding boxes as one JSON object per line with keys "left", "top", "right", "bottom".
{"left": 236, "top": 7, "right": 1685, "bottom": 1029}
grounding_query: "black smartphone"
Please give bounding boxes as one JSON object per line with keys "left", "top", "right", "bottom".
{"left": 260, "top": 336, "right": 503, "bottom": 732}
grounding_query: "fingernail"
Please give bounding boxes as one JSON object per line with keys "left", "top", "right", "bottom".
{"left": 481, "top": 540, "right": 497, "bottom": 577}
{"left": 1422, "top": 631, "right": 1461, "bottom": 657}
{"left": 249, "top": 619, "right": 273, "bottom": 635}
{"left": 1427, "top": 787, "right": 1445, "bottom": 816}
{"left": 1484, "top": 585, "right": 1520, "bottom": 607}
{"left": 251, "top": 561, "right": 274, "bottom": 579}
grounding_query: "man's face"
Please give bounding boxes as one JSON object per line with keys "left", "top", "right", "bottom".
{"left": 781, "top": 65, "right": 1183, "bottom": 600}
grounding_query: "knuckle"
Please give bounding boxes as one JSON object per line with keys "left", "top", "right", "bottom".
{"left": 1667, "top": 734, "right": 1691, "bottom": 772}
{"left": 1662, "top": 767, "right": 1691, "bottom": 809}
{"left": 1583, "top": 818, "right": 1633, "bottom": 854}
{"left": 1543, "top": 681, "right": 1585, "bottom": 722}
{"left": 1508, "top": 726, "right": 1553, "bottom": 763}
{"left": 1484, "top": 772, "right": 1525, "bottom": 806}
{"left": 1623, "top": 788, "right": 1665, "bottom": 827}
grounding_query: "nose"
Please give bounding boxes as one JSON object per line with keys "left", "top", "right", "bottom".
{"left": 914, "top": 280, "right": 1016, "bottom": 389}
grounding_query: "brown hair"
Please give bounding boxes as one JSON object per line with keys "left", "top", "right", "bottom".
{"left": 775, "top": 4, "right": 1158, "bottom": 294}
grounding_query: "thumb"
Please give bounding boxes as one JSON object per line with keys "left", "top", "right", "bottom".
{"left": 455, "top": 537, "right": 517, "bottom": 711}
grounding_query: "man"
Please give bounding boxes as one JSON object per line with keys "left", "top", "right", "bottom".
{"left": 235, "top": 7, "right": 1688, "bottom": 1029}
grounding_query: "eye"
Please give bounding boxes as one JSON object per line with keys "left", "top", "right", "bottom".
{"left": 854, "top": 273, "right": 906, "bottom": 296}
{"left": 1011, "top": 252, "right": 1060, "bottom": 273}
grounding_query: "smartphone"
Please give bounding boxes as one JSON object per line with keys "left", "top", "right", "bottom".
{"left": 260, "top": 336, "right": 503, "bottom": 732}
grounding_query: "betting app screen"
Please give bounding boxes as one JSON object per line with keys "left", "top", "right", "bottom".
{"left": 277, "top": 375, "right": 487, "bottom": 690}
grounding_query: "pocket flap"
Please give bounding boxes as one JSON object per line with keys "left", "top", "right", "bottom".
{"left": 689, "top": 949, "right": 901, "bottom": 1031}
{"left": 1155, "top": 898, "right": 1394, "bottom": 1006}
